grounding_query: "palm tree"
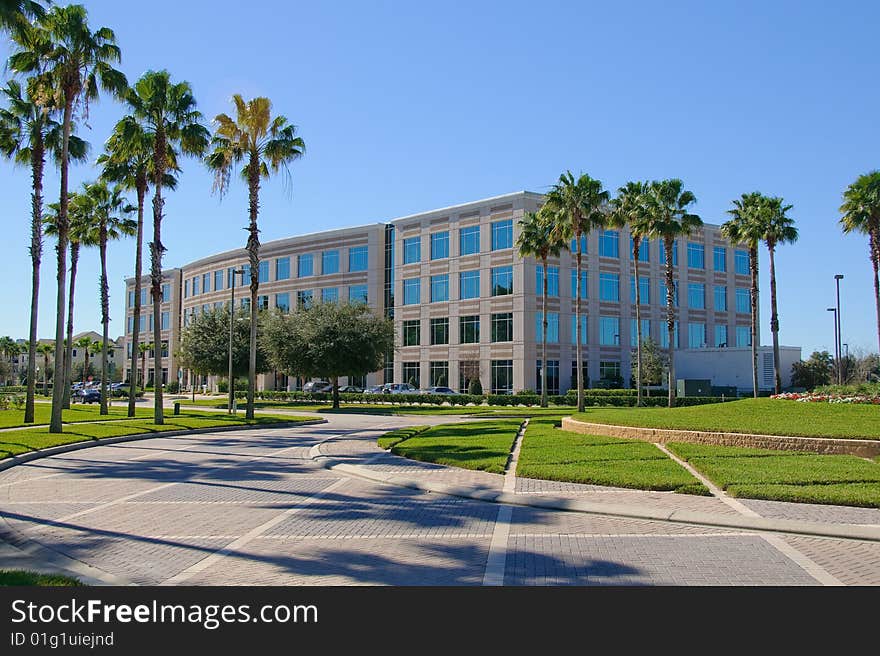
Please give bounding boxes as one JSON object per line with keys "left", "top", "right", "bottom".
{"left": 78, "top": 181, "right": 136, "bottom": 414}
{"left": 98, "top": 115, "right": 178, "bottom": 417}
{"left": 610, "top": 181, "right": 651, "bottom": 406}
{"left": 73, "top": 335, "right": 93, "bottom": 384}
{"left": 644, "top": 179, "right": 702, "bottom": 407}
{"left": 760, "top": 197, "right": 798, "bottom": 394}
{"left": 840, "top": 171, "right": 880, "bottom": 354}
{"left": 138, "top": 341, "right": 152, "bottom": 390}
{"left": 123, "top": 70, "right": 208, "bottom": 424}
{"left": 723, "top": 192, "right": 766, "bottom": 398}
{"left": 37, "top": 340, "right": 53, "bottom": 396}
{"left": 517, "top": 207, "right": 565, "bottom": 407}
{"left": 543, "top": 171, "right": 609, "bottom": 412}
{"left": 0, "top": 0, "right": 46, "bottom": 29}
{"left": 9, "top": 3, "right": 126, "bottom": 433}
{"left": 0, "top": 336, "right": 16, "bottom": 385}
{"left": 206, "top": 95, "right": 305, "bottom": 420}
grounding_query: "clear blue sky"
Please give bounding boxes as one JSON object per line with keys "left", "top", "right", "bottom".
{"left": 1, "top": 0, "right": 878, "bottom": 357}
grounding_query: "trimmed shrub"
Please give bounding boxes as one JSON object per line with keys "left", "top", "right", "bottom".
{"left": 166, "top": 381, "right": 180, "bottom": 393}
{"left": 468, "top": 379, "right": 483, "bottom": 395}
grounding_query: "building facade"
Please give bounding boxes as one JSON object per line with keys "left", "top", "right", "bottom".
{"left": 122, "top": 191, "right": 758, "bottom": 393}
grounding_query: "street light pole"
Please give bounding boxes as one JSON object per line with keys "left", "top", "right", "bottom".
{"left": 827, "top": 307, "right": 838, "bottom": 384}
{"left": 228, "top": 268, "right": 244, "bottom": 414}
{"left": 834, "top": 274, "right": 844, "bottom": 385}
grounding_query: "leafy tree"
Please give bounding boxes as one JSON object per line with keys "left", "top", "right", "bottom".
{"left": 790, "top": 351, "right": 833, "bottom": 390}
{"left": 262, "top": 303, "right": 394, "bottom": 409}
{"left": 631, "top": 337, "right": 667, "bottom": 392}
{"left": 207, "top": 95, "right": 305, "bottom": 419}
{"left": 178, "top": 306, "right": 269, "bottom": 382}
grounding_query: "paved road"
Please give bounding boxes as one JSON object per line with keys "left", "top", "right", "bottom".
{"left": 1, "top": 414, "right": 879, "bottom": 586}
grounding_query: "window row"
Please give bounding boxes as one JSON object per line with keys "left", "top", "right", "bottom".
{"left": 401, "top": 313, "right": 514, "bottom": 346}
{"left": 402, "top": 266, "right": 513, "bottom": 304}
{"left": 127, "top": 284, "right": 171, "bottom": 308}
{"left": 400, "top": 359, "right": 513, "bottom": 394}
{"left": 126, "top": 312, "right": 171, "bottom": 333}
{"left": 401, "top": 219, "right": 513, "bottom": 264}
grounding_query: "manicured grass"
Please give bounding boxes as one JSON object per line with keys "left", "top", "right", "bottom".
{"left": 575, "top": 398, "right": 880, "bottom": 439}
{"left": 0, "top": 403, "right": 156, "bottom": 429}
{"left": 667, "top": 442, "right": 880, "bottom": 508}
{"left": 0, "top": 570, "right": 83, "bottom": 586}
{"left": 389, "top": 419, "right": 521, "bottom": 474}
{"left": 0, "top": 411, "right": 316, "bottom": 459}
{"left": 516, "top": 420, "right": 708, "bottom": 494}
{"left": 377, "top": 426, "right": 430, "bottom": 449}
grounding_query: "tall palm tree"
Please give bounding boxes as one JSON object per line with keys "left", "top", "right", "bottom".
{"left": 543, "top": 171, "right": 609, "bottom": 412}
{"left": 36, "top": 340, "right": 53, "bottom": 396}
{"left": 610, "top": 181, "right": 652, "bottom": 406}
{"left": 98, "top": 115, "right": 178, "bottom": 417}
{"left": 840, "top": 171, "right": 880, "bottom": 354}
{"left": 517, "top": 207, "right": 565, "bottom": 407}
{"left": 138, "top": 341, "right": 152, "bottom": 390}
{"left": 9, "top": 3, "right": 126, "bottom": 433}
{"left": 0, "top": 336, "right": 16, "bottom": 385}
{"left": 124, "top": 70, "right": 209, "bottom": 424}
{"left": 79, "top": 180, "right": 136, "bottom": 414}
{"left": 206, "top": 95, "right": 305, "bottom": 420}
{"left": 73, "top": 334, "right": 93, "bottom": 383}
{"left": 723, "top": 192, "right": 766, "bottom": 398}
{"left": 645, "top": 179, "right": 702, "bottom": 407}
{"left": 0, "top": 0, "right": 46, "bottom": 30}
{"left": 761, "top": 197, "right": 798, "bottom": 394}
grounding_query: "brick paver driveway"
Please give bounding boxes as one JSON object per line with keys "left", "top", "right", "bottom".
{"left": 1, "top": 414, "right": 878, "bottom": 586}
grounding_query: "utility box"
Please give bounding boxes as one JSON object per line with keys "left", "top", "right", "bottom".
{"left": 676, "top": 379, "right": 712, "bottom": 397}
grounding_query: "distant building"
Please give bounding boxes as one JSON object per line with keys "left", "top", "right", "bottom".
{"left": 675, "top": 346, "right": 802, "bottom": 393}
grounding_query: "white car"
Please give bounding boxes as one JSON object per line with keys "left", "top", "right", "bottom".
{"left": 382, "top": 383, "right": 417, "bottom": 394}
{"left": 302, "top": 380, "right": 331, "bottom": 393}
{"left": 420, "top": 387, "right": 458, "bottom": 395}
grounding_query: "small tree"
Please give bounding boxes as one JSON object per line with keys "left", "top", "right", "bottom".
{"left": 262, "top": 303, "right": 394, "bottom": 409}
{"left": 631, "top": 337, "right": 667, "bottom": 394}
{"left": 178, "top": 306, "right": 268, "bottom": 381}
{"left": 790, "top": 351, "right": 833, "bottom": 390}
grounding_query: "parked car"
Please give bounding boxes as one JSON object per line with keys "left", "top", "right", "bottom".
{"left": 363, "top": 385, "right": 384, "bottom": 394}
{"left": 420, "top": 386, "right": 458, "bottom": 395}
{"left": 73, "top": 388, "right": 101, "bottom": 404}
{"left": 337, "top": 385, "right": 364, "bottom": 393}
{"left": 302, "top": 380, "right": 331, "bottom": 393}
{"left": 382, "top": 383, "right": 417, "bottom": 394}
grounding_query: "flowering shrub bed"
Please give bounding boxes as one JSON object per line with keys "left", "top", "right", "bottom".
{"left": 771, "top": 392, "right": 880, "bottom": 405}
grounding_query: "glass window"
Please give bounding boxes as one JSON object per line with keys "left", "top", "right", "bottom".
{"left": 227, "top": 267, "right": 240, "bottom": 288}
{"left": 403, "top": 362, "right": 421, "bottom": 388}
{"left": 491, "top": 359, "right": 513, "bottom": 394}
{"left": 402, "top": 319, "right": 420, "bottom": 346}
{"left": 460, "top": 315, "right": 480, "bottom": 343}
{"left": 459, "top": 360, "right": 480, "bottom": 393}
{"left": 599, "top": 273, "right": 619, "bottom": 302}
{"left": 735, "top": 250, "right": 749, "bottom": 275}
{"left": 630, "top": 319, "right": 650, "bottom": 346}
{"left": 660, "top": 321, "right": 680, "bottom": 348}
{"left": 570, "top": 235, "right": 587, "bottom": 254}
{"left": 736, "top": 325, "right": 751, "bottom": 347}
{"left": 403, "top": 278, "right": 420, "bottom": 305}
{"left": 298, "top": 254, "right": 313, "bottom": 277}
{"left": 430, "top": 231, "right": 449, "bottom": 260}
{"left": 571, "top": 315, "right": 587, "bottom": 345}
{"left": 715, "top": 324, "right": 729, "bottom": 347}
{"left": 430, "top": 274, "right": 449, "bottom": 303}
{"left": 630, "top": 237, "right": 649, "bottom": 262}
{"left": 570, "top": 360, "right": 589, "bottom": 389}
{"left": 322, "top": 287, "right": 338, "bottom": 304}
{"left": 163, "top": 284, "right": 172, "bottom": 302}
{"left": 139, "top": 315, "right": 146, "bottom": 331}
{"left": 688, "top": 322, "right": 706, "bottom": 348}
{"left": 143, "top": 288, "right": 150, "bottom": 305}
{"left": 491, "top": 312, "right": 513, "bottom": 342}
{"left": 149, "top": 314, "right": 154, "bottom": 331}
{"left": 599, "top": 361, "right": 621, "bottom": 383}
{"left": 276, "top": 257, "right": 290, "bottom": 280}
{"left": 535, "top": 312, "right": 559, "bottom": 343}
{"left": 348, "top": 246, "right": 367, "bottom": 272}
{"left": 714, "top": 285, "right": 728, "bottom": 312}
{"left": 274, "top": 293, "right": 290, "bottom": 312}
{"left": 128, "top": 290, "right": 135, "bottom": 308}
{"left": 315, "top": 250, "right": 337, "bottom": 275}
{"left": 214, "top": 301, "right": 223, "bottom": 310}
{"left": 735, "top": 288, "right": 750, "bottom": 313}
{"left": 536, "top": 359, "right": 560, "bottom": 395}
{"left": 192, "top": 276, "right": 199, "bottom": 296}
{"left": 255, "top": 295, "right": 268, "bottom": 311}
{"left": 211, "top": 269, "right": 222, "bottom": 292}
{"left": 491, "top": 219, "right": 513, "bottom": 250}
{"left": 659, "top": 240, "right": 678, "bottom": 265}
{"left": 536, "top": 266, "right": 559, "bottom": 297}
{"left": 570, "top": 270, "right": 588, "bottom": 300}
{"left": 403, "top": 237, "right": 421, "bottom": 264}
{"left": 296, "top": 290, "right": 313, "bottom": 309}
{"left": 459, "top": 270, "right": 480, "bottom": 300}
{"left": 202, "top": 272, "right": 211, "bottom": 293}
{"left": 491, "top": 266, "right": 513, "bottom": 296}
{"left": 127, "top": 316, "right": 134, "bottom": 333}
{"left": 629, "top": 276, "right": 650, "bottom": 304}
{"left": 430, "top": 317, "right": 449, "bottom": 345}
{"left": 598, "top": 230, "right": 619, "bottom": 258}
{"left": 660, "top": 280, "right": 679, "bottom": 307}
{"left": 459, "top": 225, "right": 480, "bottom": 255}
{"left": 161, "top": 311, "right": 170, "bottom": 330}
{"left": 257, "top": 261, "right": 269, "bottom": 283}
{"left": 688, "top": 283, "right": 706, "bottom": 309}
{"left": 240, "top": 298, "right": 250, "bottom": 311}
{"left": 349, "top": 284, "right": 368, "bottom": 305}
{"left": 687, "top": 242, "right": 705, "bottom": 269}
{"left": 429, "top": 361, "right": 449, "bottom": 387}
{"left": 599, "top": 316, "right": 620, "bottom": 346}
{"left": 713, "top": 246, "right": 727, "bottom": 272}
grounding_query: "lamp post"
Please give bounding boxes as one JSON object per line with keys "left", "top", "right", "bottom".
{"left": 834, "top": 274, "right": 844, "bottom": 384}
{"left": 228, "top": 268, "right": 245, "bottom": 413}
{"left": 827, "top": 307, "right": 838, "bottom": 384}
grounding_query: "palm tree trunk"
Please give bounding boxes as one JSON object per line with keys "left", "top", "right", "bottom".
{"left": 332, "top": 375, "right": 340, "bottom": 410}
{"left": 141, "top": 350, "right": 146, "bottom": 391}
{"left": 768, "top": 242, "right": 782, "bottom": 394}
{"left": 43, "top": 353, "right": 49, "bottom": 397}
{"left": 633, "top": 236, "right": 643, "bottom": 407}
{"left": 541, "top": 255, "right": 548, "bottom": 408}
{"left": 63, "top": 242, "right": 79, "bottom": 409}
{"left": 664, "top": 236, "right": 675, "bottom": 408}
{"left": 749, "top": 246, "right": 759, "bottom": 397}
{"left": 575, "top": 230, "right": 584, "bottom": 413}
{"left": 151, "top": 130, "right": 167, "bottom": 425}
{"left": 99, "top": 229, "right": 110, "bottom": 415}
{"left": 246, "top": 157, "right": 261, "bottom": 421}
{"left": 128, "top": 181, "right": 146, "bottom": 417}
{"left": 24, "top": 134, "right": 44, "bottom": 423}
{"left": 49, "top": 98, "right": 73, "bottom": 434}
{"left": 82, "top": 346, "right": 88, "bottom": 385}
{"left": 870, "top": 230, "right": 880, "bottom": 355}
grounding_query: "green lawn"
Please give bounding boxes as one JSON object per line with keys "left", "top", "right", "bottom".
{"left": 0, "top": 411, "right": 315, "bottom": 459}
{"left": 667, "top": 442, "right": 880, "bottom": 508}
{"left": 377, "top": 426, "right": 430, "bottom": 449}
{"left": 0, "top": 570, "right": 83, "bottom": 586}
{"left": 575, "top": 398, "right": 880, "bottom": 439}
{"left": 389, "top": 419, "right": 521, "bottom": 474}
{"left": 516, "top": 420, "right": 707, "bottom": 494}
{"left": 0, "top": 403, "right": 156, "bottom": 429}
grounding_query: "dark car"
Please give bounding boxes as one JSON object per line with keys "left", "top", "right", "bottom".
{"left": 338, "top": 385, "right": 364, "bottom": 393}
{"left": 74, "top": 388, "right": 101, "bottom": 404}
